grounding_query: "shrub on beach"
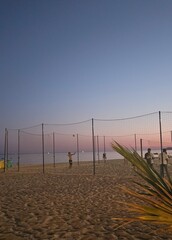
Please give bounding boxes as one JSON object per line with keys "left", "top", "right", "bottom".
{"left": 111, "top": 141, "right": 172, "bottom": 231}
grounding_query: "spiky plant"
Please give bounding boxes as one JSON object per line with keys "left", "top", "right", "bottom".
{"left": 111, "top": 141, "right": 172, "bottom": 231}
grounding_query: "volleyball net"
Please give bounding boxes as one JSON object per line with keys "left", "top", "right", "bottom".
{"left": 1, "top": 111, "right": 172, "bottom": 173}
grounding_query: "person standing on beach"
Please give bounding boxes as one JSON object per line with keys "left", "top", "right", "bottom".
{"left": 67, "top": 152, "right": 76, "bottom": 168}
{"left": 103, "top": 152, "right": 107, "bottom": 163}
{"left": 145, "top": 148, "right": 154, "bottom": 168}
{"left": 159, "top": 148, "right": 170, "bottom": 178}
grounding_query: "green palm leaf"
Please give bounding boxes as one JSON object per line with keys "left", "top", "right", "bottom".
{"left": 111, "top": 141, "right": 172, "bottom": 230}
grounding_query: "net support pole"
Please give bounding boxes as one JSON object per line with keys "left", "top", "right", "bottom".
{"left": 6, "top": 129, "right": 8, "bottom": 167}
{"left": 3, "top": 128, "right": 7, "bottom": 172}
{"left": 140, "top": 138, "right": 143, "bottom": 158}
{"left": 103, "top": 136, "right": 106, "bottom": 153}
{"left": 159, "top": 111, "right": 164, "bottom": 177}
{"left": 53, "top": 132, "right": 55, "bottom": 168}
{"left": 134, "top": 134, "right": 137, "bottom": 152}
{"left": 97, "top": 135, "right": 100, "bottom": 163}
{"left": 42, "top": 123, "right": 45, "bottom": 174}
{"left": 92, "top": 118, "right": 96, "bottom": 175}
{"left": 76, "top": 134, "right": 79, "bottom": 165}
{"left": 18, "top": 129, "right": 20, "bottom": 172}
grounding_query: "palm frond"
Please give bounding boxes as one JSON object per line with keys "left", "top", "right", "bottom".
{"left": 111, "top": 141, "right": 172, "bottom": 230}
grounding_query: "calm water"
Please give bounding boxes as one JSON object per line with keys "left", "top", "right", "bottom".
{"left": 1, "top": 149, "right": 172, "bottom": 166}
{"left": 1, "top": 151, "right": 121, "bottom": 166}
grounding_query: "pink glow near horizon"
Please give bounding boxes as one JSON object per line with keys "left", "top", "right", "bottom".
{"left": 2, "top": 113, "right": 172, "bottom": 154}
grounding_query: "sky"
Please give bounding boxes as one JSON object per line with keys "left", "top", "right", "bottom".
{"left": 1, "top": 0, "right": 172, "bottom": 135}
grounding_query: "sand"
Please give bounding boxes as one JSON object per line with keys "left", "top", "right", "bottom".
{"left": 0, "top": 159, "right": 172, "bottom": 240}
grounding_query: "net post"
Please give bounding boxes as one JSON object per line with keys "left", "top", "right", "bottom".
{"left": 53, "top": 132, "right": 55, "bottom": 168}
{"left": 3, "top": 128, "right": 7, "bottom": 172}
{"left": 97, "top": 135, "right": 100, "bottom": 163}
{"left": 42, "top": 123, "right": 45, "bottom": 173}
{"left": 76, "top": 134, "right": 79, "bottom": 165}
{"left": 92, "top": 118, "right": 96, "bottom": 175}
{"left": 103, "top": 135, "right": 106, "bottom": 153}
{"left": 134, "top": 134, "right": 137, "bottom": 152}
{"left": 159, "top": 111, "right": 164, "bottom": 177}
{"left": 18, "top": 129, "right": 20, "bottom": 172}
{"left": 140, "top": 138, "right": 143, "bottom": 158}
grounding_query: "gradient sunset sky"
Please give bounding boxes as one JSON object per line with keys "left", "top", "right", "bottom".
{"left": 1, "top": 0, "right": 172, "bottom": 136}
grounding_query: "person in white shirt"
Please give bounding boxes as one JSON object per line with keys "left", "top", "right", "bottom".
{"left": 159, "top": 148, "right": 170, "bottom": 178}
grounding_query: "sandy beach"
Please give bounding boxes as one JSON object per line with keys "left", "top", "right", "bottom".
{"left": 0, "top": 159, "right": 172, "bottom": 240}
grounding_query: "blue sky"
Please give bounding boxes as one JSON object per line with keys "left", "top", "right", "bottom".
{"left": 1, "top": 0, "right": 172, "bottom": 135}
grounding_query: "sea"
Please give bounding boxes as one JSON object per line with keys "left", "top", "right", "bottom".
{"left": 0, "top": 151, "right": 119, "bottom": 166}
{"left": 1, "top": 149, "right": 171, "bottom": 166}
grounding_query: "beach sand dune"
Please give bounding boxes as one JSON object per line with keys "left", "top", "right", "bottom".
{"left": 0, "top": 160, "right": 172, "bottom": 240}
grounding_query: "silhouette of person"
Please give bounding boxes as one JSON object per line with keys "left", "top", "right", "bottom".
{"left": 103, "top": 152, "right": 107, "bottom": 162}
{"left": 145, "top": 148, "right": 154, "bottom": 168}
{"left": 67, "top": 152, "right": 76, "bottom": 168}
